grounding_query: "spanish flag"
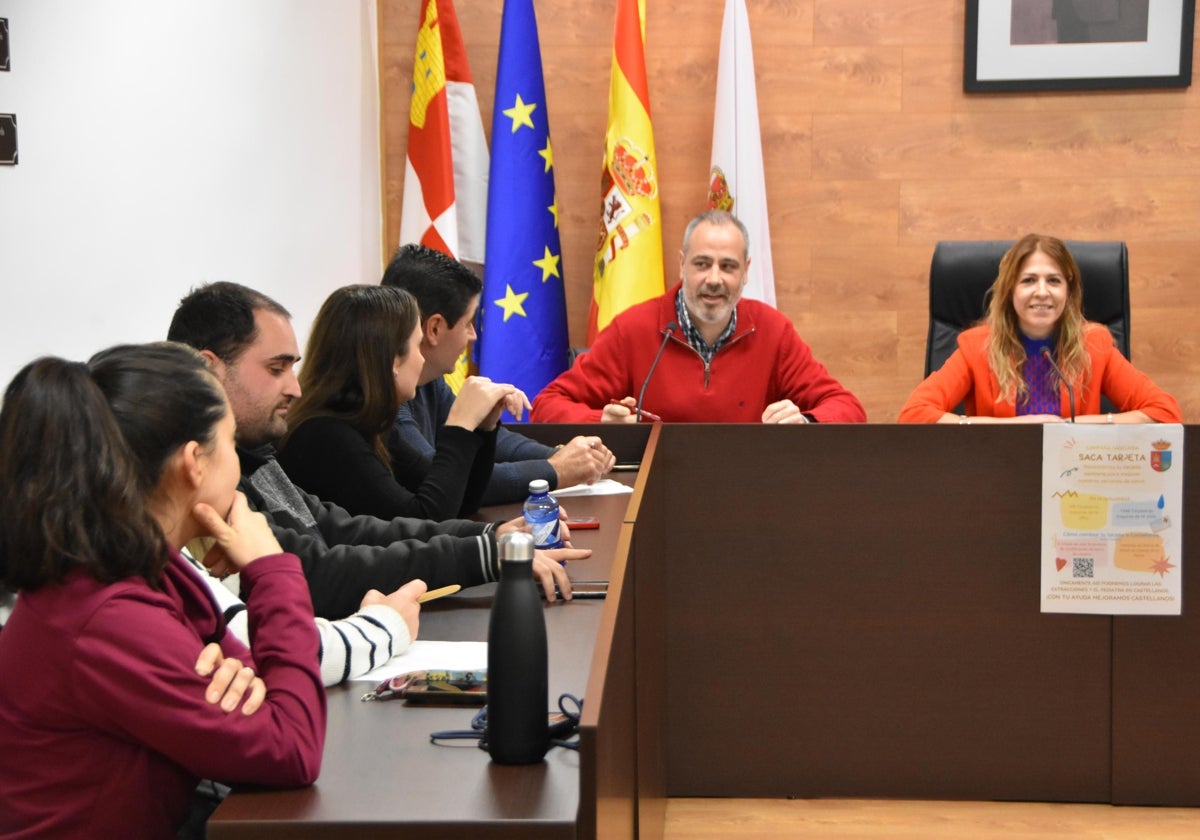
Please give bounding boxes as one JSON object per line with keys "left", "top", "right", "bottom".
{"left": 398, "top": 0, "right": 489, "bottom": 389}
{"left": 587, "top": 0, "right": 664, "bottom": 344}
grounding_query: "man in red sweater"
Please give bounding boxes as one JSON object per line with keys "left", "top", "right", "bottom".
{"left": 531, "top": 210, "right": 866, "bottom": 424}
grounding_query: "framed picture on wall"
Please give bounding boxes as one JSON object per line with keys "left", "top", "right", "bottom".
{"left": 1, "top": 18, "right": 9, "bottom": 72}
{"left": 965, "top": 0, "right": 1195, "bottom": 92}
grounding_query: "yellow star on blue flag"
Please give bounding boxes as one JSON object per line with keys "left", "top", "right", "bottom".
{"left": 502, "top": 94, "right": 537, "bottom": 133}
{"left": 478, "top": 0, "right": 568, "bottom": 417}
{"left": 533, "top": 246, "right": 560, "bottom": 282}
{"left": 494, "top": 284, "right": 530, "bottom": 321}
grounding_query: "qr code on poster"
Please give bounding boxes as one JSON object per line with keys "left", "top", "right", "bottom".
{"left": 1072, "top": 557, "right": 1094, "bottom": 578}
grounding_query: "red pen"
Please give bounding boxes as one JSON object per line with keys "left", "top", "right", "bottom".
{"left": 608, "top": 400, "right": 661, "bottom": 422}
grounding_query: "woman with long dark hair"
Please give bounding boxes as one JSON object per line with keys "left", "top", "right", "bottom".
{"left": 278, "top": 284, "right": 527, "bottom": 519}
{"left": 0, "top": 343, "right": 325, "bottom": 837}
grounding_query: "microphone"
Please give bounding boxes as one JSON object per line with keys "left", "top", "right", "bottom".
{"left": 635, "top": 321, "right": 677, "bottom": 422}
{"left": 1041, "top": 347, "right": 1075, "bottom": 423}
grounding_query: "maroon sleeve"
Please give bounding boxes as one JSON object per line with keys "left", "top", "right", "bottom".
{"left": 73, "top": 553, "right": 325, "bottom": 786}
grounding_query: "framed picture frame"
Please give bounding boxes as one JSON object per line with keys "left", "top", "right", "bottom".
{"left": 965, "top": 0, "right": 1195, "bottom": 92}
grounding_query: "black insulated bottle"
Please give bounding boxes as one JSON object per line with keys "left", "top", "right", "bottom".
{"left": 486, "top": 531, "right": 549, "bottom": 764}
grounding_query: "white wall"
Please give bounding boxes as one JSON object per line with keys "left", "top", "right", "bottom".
{"left": 0, "top": 0, "right": 381, "bottom": 388}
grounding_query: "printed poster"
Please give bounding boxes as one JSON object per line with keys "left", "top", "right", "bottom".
{"left": 1042, "top": 424, "right": 1184, "bottom": 615}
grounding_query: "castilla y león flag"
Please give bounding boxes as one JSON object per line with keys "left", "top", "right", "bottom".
{"left": 398, "top": 0, "right": 489, "bottom": 389}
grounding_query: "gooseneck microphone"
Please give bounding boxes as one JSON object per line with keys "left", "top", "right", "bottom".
{"left": 635, "top": 321, "right": 678, "bottom": 422}
{"left": 1041, "top": 347, "right": 1076, "bottom": 423}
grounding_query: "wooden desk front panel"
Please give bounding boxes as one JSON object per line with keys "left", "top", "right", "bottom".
{"left": 654, "top": 425, "right": 1113, "bottom": 802}
{"left": 632, "top": 434, "right": 670, "bottom": 839}
{"left": 579, "top": 425, "right": 658, "bottom": 840}
{"left": 579, "top": 523, "right": 637, "bottom": 840}
{"left": 1111, "top": 433, "right": 1200, "bottom": 806}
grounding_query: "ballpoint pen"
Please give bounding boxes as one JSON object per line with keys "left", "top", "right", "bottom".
{"left": 608, "top": 399, "right": 661, "bottom": 422}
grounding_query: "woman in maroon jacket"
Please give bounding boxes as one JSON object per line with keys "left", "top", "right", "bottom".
{"left": 0, "top": 342, "right": 326, "bottom": 838}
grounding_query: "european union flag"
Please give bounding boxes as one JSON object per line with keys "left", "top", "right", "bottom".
{"left": 478, "top": 0, "right": 568, "bottom": 416}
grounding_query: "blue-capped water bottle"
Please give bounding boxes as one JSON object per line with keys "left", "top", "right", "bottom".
{"left": 523, "top": 479, "right": 562, "bottom": 549}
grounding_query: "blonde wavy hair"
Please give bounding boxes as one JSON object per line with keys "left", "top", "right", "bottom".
{"left": 984, "top": 234, "right": 1092, "bottom": 405}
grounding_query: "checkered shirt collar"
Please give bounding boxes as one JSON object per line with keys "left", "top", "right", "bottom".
{"left": 675, "top": 288, "right": 737, "bottom": 365}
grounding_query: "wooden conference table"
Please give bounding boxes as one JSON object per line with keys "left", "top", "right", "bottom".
{"left": 211, "top": 424, "right": 1200, "bottom": 838}
{"left": 208, "top": 424, "right": 648, "bottom": 839}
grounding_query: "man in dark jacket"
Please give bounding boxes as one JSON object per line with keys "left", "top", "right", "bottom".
{"left": 168, "top": 281, "right": 583, "bottom": 618}
{"left": 382, "top": 243, "right": 615, "bottom": 507}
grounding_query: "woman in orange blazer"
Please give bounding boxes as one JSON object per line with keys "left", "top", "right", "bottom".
{"left": 900, "top": 234, "right": 1182, "bottom": 425}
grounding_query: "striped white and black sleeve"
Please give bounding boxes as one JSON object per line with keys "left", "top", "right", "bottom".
{"left": 184, "top": 552, "right": 412, "bottom": 687}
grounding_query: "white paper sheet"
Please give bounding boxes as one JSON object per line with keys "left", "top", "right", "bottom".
{"left": 552, "top": 478, "right": 634, "bottom": 497}
{"left": 352, "top": 640, "right": 488, "bottom": 682}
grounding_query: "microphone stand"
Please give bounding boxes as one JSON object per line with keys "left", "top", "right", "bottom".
{"left": 1041, "top": 346, "right": 1076, "bottom": 423}
{"left": 636, "top": 321, "right": 677, "bottom": 422}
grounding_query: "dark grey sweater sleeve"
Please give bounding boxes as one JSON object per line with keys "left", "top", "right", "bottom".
{"left": 239, "top": 457, "right": 498, "bottom": 619}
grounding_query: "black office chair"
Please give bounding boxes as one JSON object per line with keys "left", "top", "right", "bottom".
{"left": 924, "top": 239, "right": 1131, "bottom": 378}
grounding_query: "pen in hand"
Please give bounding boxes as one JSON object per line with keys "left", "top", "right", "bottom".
{"left": 607, "top": 399, "right": 661, "bottom": 423}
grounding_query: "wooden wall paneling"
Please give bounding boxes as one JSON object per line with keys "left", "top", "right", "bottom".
{"left": 767, "top": 241, "right": 812, "bottom": 316}
{"left": 808, "top": 243, "right": 929, "bottom": 311}
{"left": 380, "top": 0, "right": 1199, "bottom": 421}
{"left": 761, "top": 112, "right": 814, "bottom": 184}
{"left": 1129, "top": 309, "right": 1200, "bottom": 421}
{"left": 794, "top": 309, "right": 897, "bottom": 376}
{"left": 793, "top": 310, "right": 897, "bottom": 422}
{"left": 759, "top": 47, "right": 904, "bottom": 113}
{"left": 815, "top": 111, "right": 1200, "bottom": 181}
{"left": 805, "top": 242, "right": 930, "bottom": 420}
{"left": 851, "top": 377, "right": 925, "bottom": 424}
{"left": 812, "top": 0, "right": 962, "bottom": 46}
{"left": 1129, "top": 241, "right": 1200, "bottom": 310}
{"left": 899, "top": 178, "right": 1200, "bottom": 244}
{"left": 903, "top": 44, "right": 1200, "bottom": 113}
{"left": 1152, "top": 376, "right": 1200, "bottom": 426}
{"left": 791, "top": 180, "right": 901, "bottom": 244}
{"left": 737, "top": 0, "right": 815, "bottom": 47}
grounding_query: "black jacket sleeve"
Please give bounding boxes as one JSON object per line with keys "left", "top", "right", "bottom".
{"left": 279, "top": 415, "right": 493, "bottom": 521}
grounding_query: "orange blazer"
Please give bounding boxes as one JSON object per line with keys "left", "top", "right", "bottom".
{"left": 899, "top": 324, "right": 1183, "bottom": 423}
